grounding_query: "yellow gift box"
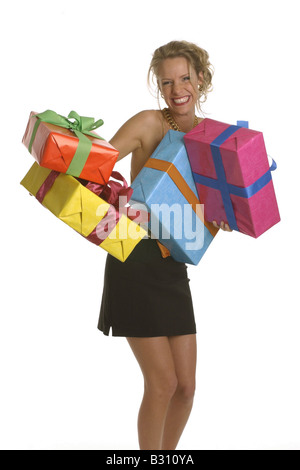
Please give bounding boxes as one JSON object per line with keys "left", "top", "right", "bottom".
{"left": 21, "top": 163, "right": 147, "bottom": 262}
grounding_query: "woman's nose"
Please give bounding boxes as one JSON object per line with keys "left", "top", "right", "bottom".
{"left": 172, "top": 81, "right": 183, "bottom": 95}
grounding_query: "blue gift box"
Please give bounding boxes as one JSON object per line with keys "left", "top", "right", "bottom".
{"left": 130, "top": 130, "right": 218, "bottom": 265}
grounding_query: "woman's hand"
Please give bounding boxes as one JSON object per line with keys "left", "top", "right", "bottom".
{"left": 213, "top": 221, "right": 233, "bottom": 232}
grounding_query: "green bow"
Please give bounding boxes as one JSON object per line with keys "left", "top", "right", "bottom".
{"left": 28, "top": 110, "right": 105, "bottom": 178}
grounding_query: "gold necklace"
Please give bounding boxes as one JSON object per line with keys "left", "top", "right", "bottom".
{"left": 162, "top": 108, "right": 198, "bottom": 132}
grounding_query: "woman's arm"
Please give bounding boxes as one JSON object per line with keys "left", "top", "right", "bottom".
{"left": 109, "top": 110, "right": 159, "bottom": 162}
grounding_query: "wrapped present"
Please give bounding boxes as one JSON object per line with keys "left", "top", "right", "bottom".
{"left": 20, "top": 163, "right": 147, "bottom": 262}
{"left": 130, "top": 130, "right": 219, "bottom": 265}
{"left": 184, "top": 119, "right": 281, "bottom": 238}
{"left": 22, "top": 110, "right": 119, "bottom": 185}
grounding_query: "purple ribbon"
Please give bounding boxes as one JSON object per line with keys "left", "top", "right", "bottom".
{"left": 85, "top": 171, "right": 133, "bottom": 209}
{"left": 86, "top": 205, "right": 121, "bottom": 245}
{"left": 36, "top": 170, "right": 60, "bottom": 203}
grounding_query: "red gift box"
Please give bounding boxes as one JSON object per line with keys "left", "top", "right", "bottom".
{"left": 22, "top": 110, "right": 119, "bottom": 185}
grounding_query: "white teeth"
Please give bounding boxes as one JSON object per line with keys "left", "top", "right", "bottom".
{"left": 174, "top": 96, "right": 189, "bottom": 104}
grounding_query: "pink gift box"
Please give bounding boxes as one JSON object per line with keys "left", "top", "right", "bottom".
{"left": 184, "top": 119, "right": 280, "bottom": 238}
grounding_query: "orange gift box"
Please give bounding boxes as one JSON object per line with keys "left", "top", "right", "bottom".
{"left": 22, "top": 110, "right": 119, "bottom": 185}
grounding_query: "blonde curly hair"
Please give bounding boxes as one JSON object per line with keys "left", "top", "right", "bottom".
{"left": 148, "top": 40, "right": 214, "bottom": 112}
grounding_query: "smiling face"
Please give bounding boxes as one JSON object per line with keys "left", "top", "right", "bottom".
{"left": 158, "top": 56, "right": 202, "bottom": 117}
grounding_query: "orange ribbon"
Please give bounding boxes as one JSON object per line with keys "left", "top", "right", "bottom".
{"left": 144, "top": 158, "right": 218, "bottom": 238}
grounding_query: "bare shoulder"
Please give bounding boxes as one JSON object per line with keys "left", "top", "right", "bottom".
{"left": 139, "top": 109, "right": 162, "bottom": 121}
{"left": 128, "top": 109, "right": 162, "bottom": 128}
{"left": 110, "top": 110, "right": 163, "bottom": 161}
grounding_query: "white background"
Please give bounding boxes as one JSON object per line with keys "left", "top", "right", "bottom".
{"left": 0, "top": 0, "right": 299, "bottom": 450}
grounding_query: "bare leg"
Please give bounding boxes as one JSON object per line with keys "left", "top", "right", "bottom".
{"left": 162, "top": 334, "right": 197, "bottom": 450}
{"left": 127, "top": 337, "right": 177, "bottom": 450}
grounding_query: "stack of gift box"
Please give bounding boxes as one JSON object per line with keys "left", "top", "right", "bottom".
{"left": 21, "top": 110, "right": 148, "bottom": 262}
{"left": 21, "top": 110, "right": 280, "bottom": 265}
{"left": 130, "top": 119, "right": 280, "bottom": 264}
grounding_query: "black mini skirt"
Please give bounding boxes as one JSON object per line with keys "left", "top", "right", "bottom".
{"left": 98, "top": 237, "right": 196, "bottom": 337}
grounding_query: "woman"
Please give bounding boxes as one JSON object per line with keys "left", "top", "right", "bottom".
{"left": 98, "top": 41, "right": 231, "bottom": 450}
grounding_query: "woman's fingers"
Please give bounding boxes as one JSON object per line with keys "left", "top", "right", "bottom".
{"left": 224, "top": 223, "right": 232, "bottom": 232}
{"left": 213, "top": 221, "right": 233, "bottom": 232}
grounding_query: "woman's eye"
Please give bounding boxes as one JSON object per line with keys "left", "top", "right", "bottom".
{"left": 162, "top": 81, "right": 171, "bottom": 86}
{"left": 183, "top": 76, "right": 190, "bottom": 81}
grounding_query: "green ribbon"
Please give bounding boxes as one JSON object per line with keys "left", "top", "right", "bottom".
{"left": 28, "top": 110, "right": 105, "bottom": 177}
